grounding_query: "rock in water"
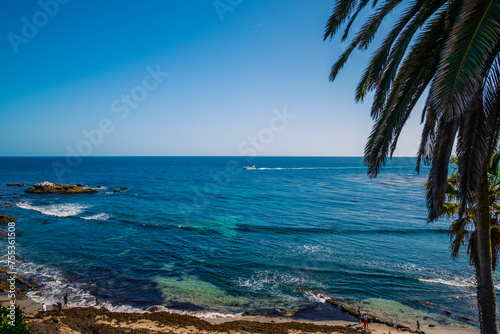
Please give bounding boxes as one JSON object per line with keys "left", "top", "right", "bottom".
{"left": 6, "top": 183, "right": 28, "bottom": 186}
{"left": 0, "top": 215, "right": 17, "bottom": 223}
{"left": 25, "top": 182, "right": 98, "bottom": 194}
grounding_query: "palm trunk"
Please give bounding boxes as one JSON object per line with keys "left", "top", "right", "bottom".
{"left": 476, "top": 162, "right": 498, "bottom": 334}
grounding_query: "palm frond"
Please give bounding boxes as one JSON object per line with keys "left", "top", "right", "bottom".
{"left": 430, "top": 0, "right": 500, "bottom": 120}
{"left": 324, "top": 0, "right": 361, "bottom": 40}
{"left": 328, "top": 0, "right": 404, "bottom": 81}
{"left": 456, "top": 93, "right": 490, "bottom": 217}
{"left": 370, "top": 1, "right": 448, "bottom": 116}
{"left": 485, "top": 57, "right": 500, "bottom": 160}
{"left": 341, "top": 0, "right": 371, "bottom": 42}
{"left": 427, "top": 117, "right": 458, "bottom": 221}
{"left": 449, "top": 218, "right": 471, "bottom": 259}
{"left": 355, "top": 0, "right": 444, "bottom": 105}
{"left": 364, "top": 10, "right": 447, "bottom": 175}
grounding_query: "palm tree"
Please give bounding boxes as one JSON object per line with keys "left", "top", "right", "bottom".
{"left": 444, "top": 155, "right": 500, "bottom": 271}
{"left": 324, "top": 1, "right": 500, "bottom": 332}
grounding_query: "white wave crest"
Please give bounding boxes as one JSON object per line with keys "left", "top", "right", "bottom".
{"left": 143, "top": 305, "right": 242, "bottom": 318}
{"left": 17, "top": 201, "right": 88, "bottom": 217}
{"left": 303, "top": 290, "right": 327, "bottom": 303}
{"left": 81, "top": 213, "right": 110, "bottom": 221}
{"left": 419, "top": 278, "right": 475, "bottom": 288}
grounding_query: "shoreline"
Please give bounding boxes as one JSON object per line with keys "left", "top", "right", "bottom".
{"left": 1, "top": 294, "right": 479, "bottom": 334}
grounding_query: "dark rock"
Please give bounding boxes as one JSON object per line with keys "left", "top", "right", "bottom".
{"left": 120, "top": 187, "right": 129, "bottom": 190}
{"left": 76, "top": 184, "right": 86, "bottom": 187}
{"left": 0, "top": 282, "right": 10, "bottom": 292}
{"left": 326, "top": 299, "right": 342, "bottom": 308}
{"left": 25, "top": 182, "right": 98, "bottom": 194}
{"left": 0, "top": 202, "right": 13, "bottom": 208}
{"left": 0, "top": 215, "right": 17, "bottom": 223}
{"left": 14, "top": 275, "right": 27, "bottom": 285}
{"left": 113, "top": 189, "right": 122, "bottom": 193}
{"left": 97, "top": 186, "right": 104, "bottom": 188}
{"left": 7, "top": 183, "right": 28, "bottom": 187}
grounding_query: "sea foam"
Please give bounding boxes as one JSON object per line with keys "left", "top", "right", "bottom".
{"left": 81, "top": 213, "right": 110, "bottom": 221}
{"left": 16, "top": 201, "right": 88, "bottom": 217}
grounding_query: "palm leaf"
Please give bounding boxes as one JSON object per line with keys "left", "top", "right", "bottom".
{"left": 456, "top": 93, "right": 490, "bottom": 217}
{"left": 324, "top": 0, "right": 361, "bottom": 40}
{"left": 426, "top": 117, "right": 458, "bottom": 221}
{"left": 430, "top": 0, "right": 500, "bottom": 119}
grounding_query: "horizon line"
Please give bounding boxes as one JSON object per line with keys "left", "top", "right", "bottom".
{"left": 0, "top": 155, "right": 420, "bottom": 158}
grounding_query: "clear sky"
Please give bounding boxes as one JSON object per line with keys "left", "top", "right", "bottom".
{"left": 0, "top": 0, "right": 423, "bottom": 157}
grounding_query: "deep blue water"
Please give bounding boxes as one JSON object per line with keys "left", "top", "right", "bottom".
{"left": 0, "top": 157, "right": 491, "bottom": 326}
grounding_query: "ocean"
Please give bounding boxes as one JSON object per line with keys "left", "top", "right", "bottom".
{"left": 0, "top": 157, "right": 490, "bottom": 327}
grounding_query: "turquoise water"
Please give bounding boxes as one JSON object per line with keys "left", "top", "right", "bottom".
{"left": 0, "top": 157, "right": 491, "bottom": 326}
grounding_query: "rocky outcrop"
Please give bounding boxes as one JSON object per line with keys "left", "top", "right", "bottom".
{"left": 0, "top": 267, "right": 30, "bottom": 295}
{"left": 326, "top": 298, "right": 418, "bottom": 333}
{"left": 25, "top": 182, "right": 98, "bottom": 194}
{"left": 0, "top": 215, "right": 17, "bottom": 223}
{"left": 7, "top": 183, "right": 28, "bottom": 186}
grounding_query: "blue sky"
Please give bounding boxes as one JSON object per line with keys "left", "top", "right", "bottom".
{"left": 0, "top": 0, "right": 423, "bottom": 156}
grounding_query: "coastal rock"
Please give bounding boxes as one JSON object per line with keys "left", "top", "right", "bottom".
{"left": 76, "top": 183, "right": 86, "bottom": 187}
{"left": 0, "top": 214, "right": 17, "bottom": 223}
{"left": 7, "top": 183, "right": 28, "bottom": 186}
{"left": 25, "top": 182, "right": 98, "bottom": 194}
{"left": 120, "top": 187, "right": 129, "bottom": 190}
{"left": 113, "top": 189, "right": 122, "bottom": 193}
{"left": 0, "top": 202, "right": 13, "bottom": 208}
{"left": 0, "top": 282, "right": 10, "bottom": 293}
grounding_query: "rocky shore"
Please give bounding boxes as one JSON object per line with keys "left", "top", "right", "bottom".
{"left": 26, "top": 307, "right": 369, "bottom": 334}
{"left": 25, "top": 182, "right": 98, "bottom": 194}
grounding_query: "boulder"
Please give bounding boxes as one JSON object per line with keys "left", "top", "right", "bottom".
{"left": 120, "top": 187, "right": 129, "bottom": 190}
{"left": 25, "top": 182, "right": 98, "bottom": 194}
{"left": 7, "top": 183, "right": 28, "bottom": 187}
{"left": 113, "top": 189, "right": 122, "bottom": 193}
{"left": 76, "top": 184, "right": 86, "bottom": 187}
{"left": 0, "top": 215, "right": 17, "bottom": 223}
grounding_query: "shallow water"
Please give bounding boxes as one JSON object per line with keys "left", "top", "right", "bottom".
{"left": 0, "top": 157, "right": 491, "bottom": 326}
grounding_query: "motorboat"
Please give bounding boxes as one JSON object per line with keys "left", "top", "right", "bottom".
{"left": 243, "top": 165, "right": 256, "bottom": 170}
